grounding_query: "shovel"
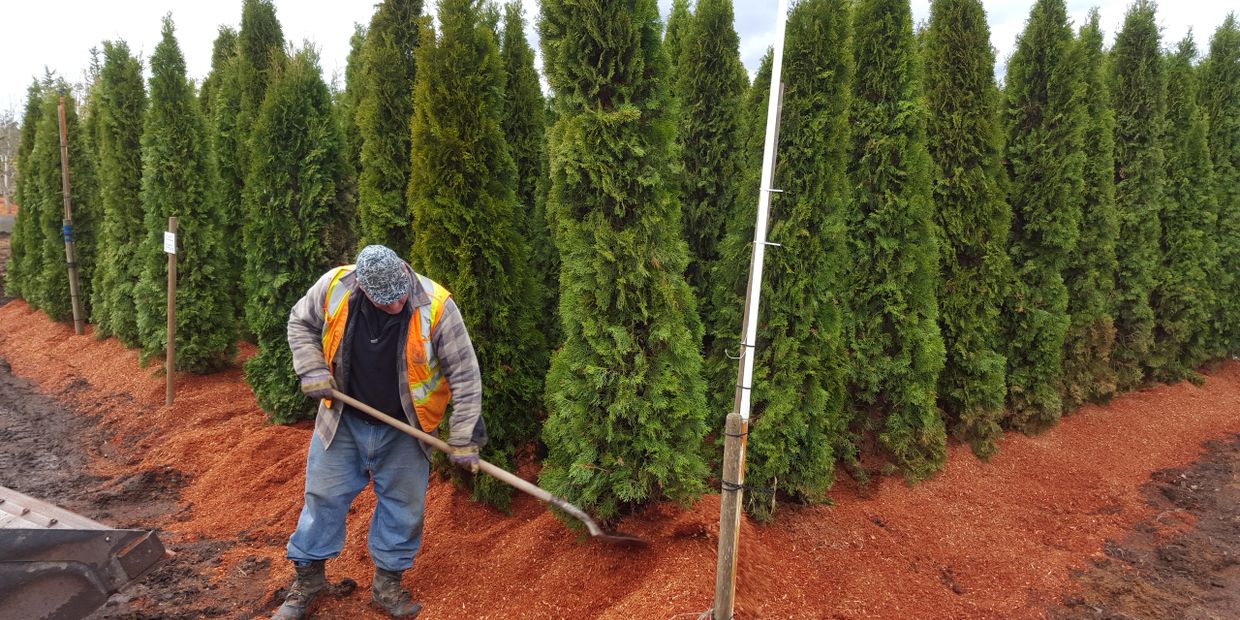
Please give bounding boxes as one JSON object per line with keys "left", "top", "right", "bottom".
{"left": 329, "top": 389, "right": 647, "bottom": 548}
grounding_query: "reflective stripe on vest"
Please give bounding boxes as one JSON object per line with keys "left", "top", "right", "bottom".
{"left": 321, "top": 267, "right": 454, "bottom": 432}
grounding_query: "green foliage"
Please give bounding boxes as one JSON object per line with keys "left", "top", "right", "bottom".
{"left": 924, "top": 0, "right": 1010, "bottom": 457}
{"left": 538, "top": 0, "right": 709, "bottom": 520}
{"left": 407, "top": 0, "right": 541, "bottom": 511}
{"left": 1002, "top": 0, "right": 1084, "bottom": 430}
{"left": 33, "top": 88, "right": 97, "bottom": 323}
{"left": 357, "top": 0, "right": 422, "bottom": 257}
{"left": 847, "top": 0, "right": 946, "bottom": 480}
{"left": 1111, "top": 0, "right": 1167, "bottom": 388}
{"left": 90, "top": 41, "right": 147, "bottom": 345}
{"left": 1063, "top": 10, "right": 1119, "bottom": 409}
{"left": 208, "top": 54, "right": 247, "bottom": 326}
{"left": 1152, "top": 36, "right": 1218, "bottom": 381}
{"left": 709, "top": 0, "right": 852, "bottom": 521}
{"left": 133, "top": 17, "right": 235, "bottom": 373}
{"left": 500, "top": 2, "right": 557, "bottom": 346}
{"left": 663, "top": 0, "right": 691, "bottom": 75}
{"left": 322, "top": 23, "right": 366, "bottom": 266}
{"left": 1200, "top": 14, "right": 1240, "bottom": 355}
{"left": 676, "top": 0, "right": 748, "bottom": 318}
{"left": 339, "top": 24, "right": 367, "bottom": 184}
{"left": 703, "top": 48, "right": 770, "bottom": 425}
{"left": 6, "top": 80, "right": 45, "bottom": 299}
{"left": 243, "top": 47, "right": 341, "bottom": 422}
{"left": 199, "top": 26, "right": 238, "bottom": 118}
{"left": 236, "top": 0, "right": 285, "bottom": 139}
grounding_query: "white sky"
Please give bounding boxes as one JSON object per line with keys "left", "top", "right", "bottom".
{"left": 2, "top": 1, "right": 1236, "bottom": 118}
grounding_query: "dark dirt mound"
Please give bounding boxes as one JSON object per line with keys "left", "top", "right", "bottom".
{"left": 1051, "top": 434, "right": 1240, "bottom": 620}
{"left": 0, "top": 355, "right": 271, "bottom": 620}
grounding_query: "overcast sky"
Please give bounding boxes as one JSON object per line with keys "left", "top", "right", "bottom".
{"left": 2, "top": 1, "right": 1236, "bottom": 119}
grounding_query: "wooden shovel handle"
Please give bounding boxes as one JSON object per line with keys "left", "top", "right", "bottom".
{"left": 327, "top": 390, "right": 604, "bottom": 536}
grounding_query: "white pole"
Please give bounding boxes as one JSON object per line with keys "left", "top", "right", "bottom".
{"left": 711, "top": 1, "right": 789, "bottom": 618}
{"left": 738, "top": 0, "right": 789, "bottom": 425}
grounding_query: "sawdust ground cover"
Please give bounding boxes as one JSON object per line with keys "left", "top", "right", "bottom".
{"left": 0, "top": 296, "right": 1237, "bottom": 619}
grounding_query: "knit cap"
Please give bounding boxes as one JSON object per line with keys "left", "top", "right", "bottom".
{"left": 355, "top": 245, "right": 408, "bottom": 304}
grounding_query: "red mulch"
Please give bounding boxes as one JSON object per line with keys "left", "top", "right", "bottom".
{"left": 2, "top": 298, "right": 1238, "bottom": 619}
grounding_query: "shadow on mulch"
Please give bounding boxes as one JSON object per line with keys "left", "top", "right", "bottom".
{"left": 1050, "top": 434, "right": 1240, "bottom": 620}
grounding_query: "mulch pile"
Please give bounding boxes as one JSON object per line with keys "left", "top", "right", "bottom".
{"left": 2, "top": 298, "right": 1238, "bottom": 619}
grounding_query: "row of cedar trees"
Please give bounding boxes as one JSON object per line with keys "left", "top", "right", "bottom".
{"left": 5, "top": 0, "right": 1240, "bottom": 522}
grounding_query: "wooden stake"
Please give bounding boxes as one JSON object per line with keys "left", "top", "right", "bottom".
{"left": 57, "top": 97, "right": 84, "bottom": 336}
{"left": 713, "top": 412, "right": 747, "bottom": 618}
{"left": 166, "top": 217, "right": 177, "bottom": 406}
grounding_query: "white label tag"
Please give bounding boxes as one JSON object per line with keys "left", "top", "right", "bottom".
{"left": 164, "top": 231, "right": 176, "bottom": 254}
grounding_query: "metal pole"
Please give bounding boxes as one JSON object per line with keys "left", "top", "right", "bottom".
{"left": 712, "top": 1, "right": 789, "bottom": 618}
{"left": 57, "top": 97, "right": 84, "bottom": 336}
{"left": 166, "top": 217, "right": 177, "bottom": 406}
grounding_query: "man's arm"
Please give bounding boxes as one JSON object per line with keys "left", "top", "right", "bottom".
{"left": 287, "top": 269, "right": 337, "bottom": 377}
{"left": 433, "top": 297, "right": 482, "bottom": 446}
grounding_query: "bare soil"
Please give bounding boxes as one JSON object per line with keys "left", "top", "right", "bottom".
{"left": 1051, "top": 435, "right": 1240, "bottom": 620}
{"left": 0, "top": 300, "right": 1238, "bottom": 619}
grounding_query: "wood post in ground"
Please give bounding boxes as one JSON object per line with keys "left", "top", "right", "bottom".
{"left": 165, "top": 217, "right": 177, "bottom": 406}
{"left": 57, "top": 97, "right": 84, "bottom": 336}
{"left": 713, "top": 411, "right": 748, "bottom": 619}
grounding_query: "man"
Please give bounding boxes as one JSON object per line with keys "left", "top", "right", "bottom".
{"left": 273, "top": 245, "right": 484, "bottom": 620}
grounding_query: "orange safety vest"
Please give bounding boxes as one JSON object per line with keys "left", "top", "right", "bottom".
{"left": 319, "top": 266, "right": 454, "bottom": 433}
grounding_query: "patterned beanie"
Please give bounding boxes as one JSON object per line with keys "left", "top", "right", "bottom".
{"left": 355, "top": 245, "right": 408, "bottom": 304}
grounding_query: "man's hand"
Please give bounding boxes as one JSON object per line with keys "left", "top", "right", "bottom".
{"left": 448, "top": 444, "right": 480, "bottom": 474}
{"left": 299, "top": 369, "right": 336, "bottom": 400}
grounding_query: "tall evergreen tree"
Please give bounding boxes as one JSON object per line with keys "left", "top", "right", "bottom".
{"left": 357, "top": 0, "right": 422, "bottom": 257}
{"left": 1002, "top": 0, "right": 1084, "bottom": 430}
{"left": 231, "top": 0, "right": 285, "bottom": 332}
{"left": 1111, "top": 0, "right": 1167, "bottom": 388}
{"left": 322, "top": 24, "right": 367, "bottom": 266}
{"left": 34, "top": 88, "right": 97, "bottom": 323}
{"left": 210, "top": 55, "right": 247, "bottom": 326}
{"left": 663, "top": 0, "right": 692, "bottom": 74}
{"left": 199, "top": 26, "right": 238, "bottom": 118}
{"left": 1199, "top": 15, "right": 1240, "bottom": 355}
{"left": 133, "top": 16, "right": 235, "bottom": 373}
{"left": 408, "top": 0, "right": 541, "bottom": 511}
{"left": 90, "top": 41, "right": 147, "bottom": 345}
{"left": 500, "top": 2, "right": 557, "bottom": 345}
{"left": 6, "top": 80, "right": 45, "bottom": 299}
{"left": 1063, "top": 9, "right": 1120, "bottom": 409}
{"left": 708, "top": 0, "right": 852, "bottom": 521}
{"left": 339, "top": 24, "right": 367, "bottom": 185}
{"left": 738, "top": 49, "right": 773, "bottom": 207}
{"left": 847, "top": 0, "right": 946, "bottom": 479}
{"left": 538, "top": 0, "right": 709, "bottom": 520}
{"left": 676, "top": 0, "right": 748, "bottom": 320}
{"left": 243, "top": 47, "right": 341, "bottom": 421}
{"left": 704, "top": 49, "right": 770, "bottom": 422}
{"left": 924, "top": 0, "right": 1010, "bottom": 457}
{"left": 236, "top": 0, "right": 285, "bottom": 144}
{"left": 1153, "top": 35, "right": 1218, "bottom": 381}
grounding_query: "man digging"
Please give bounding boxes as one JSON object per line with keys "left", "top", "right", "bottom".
{"left": 274, "top": 245, "right": 485, "bottom": 619}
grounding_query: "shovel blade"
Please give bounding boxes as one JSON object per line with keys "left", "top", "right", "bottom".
{"left": 593, "top": 531, "right": 648, "bottom": 548}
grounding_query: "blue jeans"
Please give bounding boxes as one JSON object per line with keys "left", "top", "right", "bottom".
{"left": 286, "top": 414, "right": 430, "bottom": 572}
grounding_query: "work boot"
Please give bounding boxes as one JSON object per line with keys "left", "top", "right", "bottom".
{"left": 371, "top": 568, "right": 422, "bottom": 618}
{"left": 270, "top": 560, "right": 327, "bottom": 620}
